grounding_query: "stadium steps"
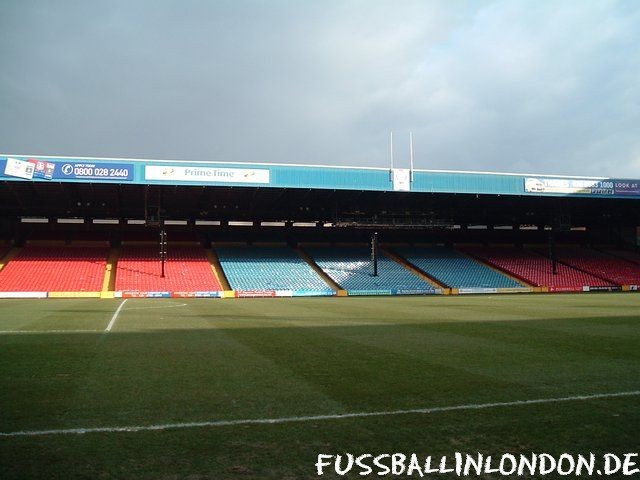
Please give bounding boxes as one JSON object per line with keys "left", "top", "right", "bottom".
{"left": 458, "top": 247, "right": 534, "bottom": 287}
{"left": 102, "top": 247, "right": 120, "bottom": 292}
{"left": 381, "top": 247, "right": 448, "bottom": 289}
{"left": 0, "top": 247, "right": 20, "bottom": 273}
{"left": 296, "top": 246, "right": 342, "bottom": 292}
{"left": 206, "top": 248, "right": 231, "bottom": 290}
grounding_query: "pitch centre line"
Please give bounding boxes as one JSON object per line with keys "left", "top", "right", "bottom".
{"left": 1, "top": 390, "right": 638, "bottom": 438}
{"left": 105, "top": 299, "right": 127, "bottom": 332}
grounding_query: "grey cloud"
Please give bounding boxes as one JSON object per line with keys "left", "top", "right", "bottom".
{"left": 0, "top": 0, "right": 638, "bottom": 177}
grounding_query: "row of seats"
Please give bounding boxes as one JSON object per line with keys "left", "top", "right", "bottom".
{"left": 217, "top": 246, "right": 333, "bottom": 292}
{"left": 395, "top": 246, "right": 523, "bottom": 289}
{"left": 0, "top": 246, "right": 108, "bottom": 291}
{"left": 306, "top": 246, "right": 435, "bottom": 292}
{"left": 1, "top": 244, "right": 639, "bottom": 292}
{"left": 603, "top": 249, "right": 640, "bottom": 266}
{"left": 463, "top": 247, "right": 614, "bottom": 288}
{"left": 115, "top": 246, "right": 222, "bottom": 292}
{"left": 545, "top": 247, "right": 640, "bottom": 285}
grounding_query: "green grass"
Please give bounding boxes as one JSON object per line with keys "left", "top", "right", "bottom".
{"left": 0, "top": 294, "right": 639, "bottom": 479}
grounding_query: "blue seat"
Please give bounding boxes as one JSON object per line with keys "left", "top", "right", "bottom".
{"left": 216, "top": 246, "right": 333, "bottom": 292}
{"left": 306, "top": 246, "right": 435, "bottom": 292}
{"left": 396, "top": 247, "right": 522, "bottom": 289}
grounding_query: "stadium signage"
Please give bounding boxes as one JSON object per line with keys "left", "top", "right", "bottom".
{"left": 55, "top": 162, "right": 133, "bottom": 181}
{"left": 0, "top": 291, "right": 48, "bottom": 298}
{"left": 3, "top": 157, "right": 56, "bottom": 180}
{"left": 145, "top": 165, "right": 270, "bottom": 184}
{"left": 612, "top": 180, "right": 640, "bottom": 195}
{"left": 392, "top": 168, "right": 411, "bottom": 192}
{"left": 235, "top": 290, "right": 277, "bottom": 297}
{"left": 524, "top": 177, "right": 614, "bottom": 195}
{"left": 458, "top": 287, "right": 498, "bottom": 294}
{"left": 524, "top": 177, "right": 640, "bottom": 196}
{"left": 1, "top": 157, "right": 133, "bottom": 182}
{"left": 4, "top": 157, "right": 35, "bottom": 180}
{"left": 347, "top": 289, "right": 393, "bottom": 296}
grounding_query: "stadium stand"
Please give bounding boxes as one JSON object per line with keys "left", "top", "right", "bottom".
{"left": 394, "top": 246, "right": 524, "bottom": 289}
{"left": 305, "top": 246, "right": 435, "bottom": 292}
{"left": 462, "top": 246, "right": 615, "bottom": 290}
{"left": 216, "top": 245, "right": 333, "bottom": 292}
{"left": 547, "top": 247, "right": 640, "bottom": 285}
{"left": 115, "top": 245, "right": 222, "bottom": 292}
{"left": 0, "top": 245, "right": 108, "bottom": 291}
{"left": 603, "top": 249, "right": 640, "bottom": 266}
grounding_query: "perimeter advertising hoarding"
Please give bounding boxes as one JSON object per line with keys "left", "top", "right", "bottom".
{"left": 145, "top": 165, "right": 270, "bottom": 184}
{"left": 525, "top": 177, "right": 640, "bottom": 196}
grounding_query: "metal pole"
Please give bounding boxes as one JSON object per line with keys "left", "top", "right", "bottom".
{"left": 372, "top": 232, "right": 379, "bottom": 277}
{"left": 160, "top": 228, "right": 166, "bottom": 278}
{"left": 389, "top": 132, "right": 394, "bottom": 180}
{"left": 549, "top": 227, "right": 557, "bottom": 275}
{"left": 409, "top": 132, "right": 414, "bottom": 182}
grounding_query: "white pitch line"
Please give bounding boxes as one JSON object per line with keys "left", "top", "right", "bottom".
{"left": 105, "top": 299, "right": 127, "bottom": 332}
{"left": 0, "top": 330, "right": 100, "bottom": 335}
{"left": 1, "top": 390, "right": 638, "bottom": 438}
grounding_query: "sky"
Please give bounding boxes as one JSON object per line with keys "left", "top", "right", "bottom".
{"left": 1, "top": 0, "right": 639, "bottom": 177}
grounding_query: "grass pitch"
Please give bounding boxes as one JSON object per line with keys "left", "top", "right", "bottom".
{"left": 0, "top": 294, "right": 639, "bottom": 479}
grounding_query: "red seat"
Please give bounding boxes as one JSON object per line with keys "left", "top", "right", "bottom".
{"left": 463, "top": 247, "right": 615, "bottom": 289}
{"left": 551, "top": 248, "right": 640, "bottom": 285}
{"left": 115, "top": 246, "right": 222, "bottom": 291}
{"left": 0, "top": 246, "right": 108, "bottom": 291}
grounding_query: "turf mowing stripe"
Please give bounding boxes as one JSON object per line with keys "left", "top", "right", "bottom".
{"left": 105, "top": 299, "right": 127, "bottom": 332}
{"left": 1, "top": 390, "right": 638, "bottom": 438}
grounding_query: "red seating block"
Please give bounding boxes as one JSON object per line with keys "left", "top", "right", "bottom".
{"left": 0, "top": 246, "right": 108, "bottom": 291}
{"left": 552, "top": 247, "right": 640, "bottom": 285}
{"left": 115, "top": 246, "right": 222, "bottom": 292}
{"left": 464, "top": 247, "right": 615, "bottom": 289}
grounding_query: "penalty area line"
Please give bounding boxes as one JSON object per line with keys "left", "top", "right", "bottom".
{"left": 105, "top": 299, "right": 127, "bottom": 332}
{"left": 1, "top": 390, "right": 639, "bottom": 438}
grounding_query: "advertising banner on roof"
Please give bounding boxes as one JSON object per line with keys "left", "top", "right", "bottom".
{"left": 145, "top": 165, "right": 270, "bottom": 184}
{"left": 612, "top": 180, "right": 640, "bottom": 196}
{"left": 53, "top": 162, "right": 133, "bottom": 181}
{"left": 4, "top": 157, "right": 35, "bottom": 180}
{"left": 524, "top": 178, "right": 614, "bottom": 195}
{"left": 1, "top": 157, "right": 133, "bottom": 182}
{"left": 30, "top": 159, "right": 56, "bottom": 180}
{"left": 525, "top": 177, "right": 640, "bottom": 197}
